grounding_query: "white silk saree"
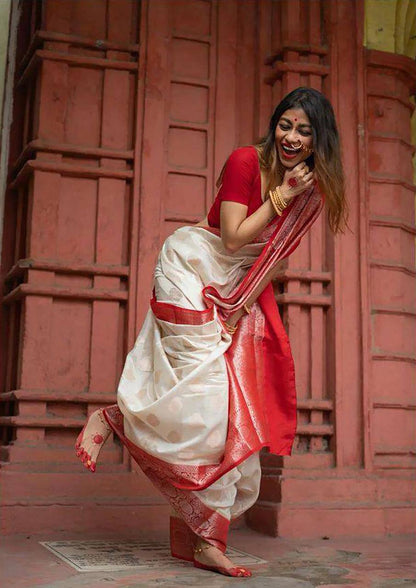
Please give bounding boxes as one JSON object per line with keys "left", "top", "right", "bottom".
{"left": 103, "top": 182, "right": 323, "bottom": 552}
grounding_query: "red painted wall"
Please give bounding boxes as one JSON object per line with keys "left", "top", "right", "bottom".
{"left": 1, "top": 0, "right": 414, "bottom": 536}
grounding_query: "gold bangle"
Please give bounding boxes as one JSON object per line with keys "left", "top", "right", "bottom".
{"left": 275, "top": 186, "right": 289, "bottom": 210}
{"left": 275, "top": 190, "right": 285, "bottom": 212}
{"left": 243, "top": 303, "right": 251, "bottom": 314}
{"left": 224, "top": 321, "right": 238, "bottom": 334}
{"left": 269, "top": 188, "right": 283, "bottom": 216}
{"left": 269, "top": 186, "right": 288, "bottom": 216}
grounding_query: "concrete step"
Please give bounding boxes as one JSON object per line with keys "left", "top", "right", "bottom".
{"left": 246, "top": 500, "right": 416, "bottom": 538}
{"left": 1, "top": 503, "right": 171, "bottom": 535}
{"left": 258, "top": 472, "right": 416, "bottom": 504}
{"left": 0, "top": 443, "right": 122, "bottom": 464}
{"left": 0, "top": 460, "right": 128, "bottom": 473}
{"left": 0, "top": 469, "right": 158, "bottom": 505}
{"left": 260, "top": 452, "right": 334, "bottom": 470}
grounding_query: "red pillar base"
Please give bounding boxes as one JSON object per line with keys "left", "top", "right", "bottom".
{"left": 1, "top": 467, "right": 169, "bottom": 536}
{"left": 247, "top": 468, "right": 416, "bottom": 538}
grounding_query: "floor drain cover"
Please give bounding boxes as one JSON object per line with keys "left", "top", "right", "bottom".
{"left": 41, "top": 540, "right": 267, "bottom": 572}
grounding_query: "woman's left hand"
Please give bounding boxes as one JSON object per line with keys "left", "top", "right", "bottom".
{"left": 281, "top": 162, "right": 315, "bottom": 200}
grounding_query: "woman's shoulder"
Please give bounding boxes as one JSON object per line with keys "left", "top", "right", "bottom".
{"left": 227, "top": 145, "right": 258, "bottom": 164}
{"left": 224, "top": 146, "right": 259, "bottom": 178}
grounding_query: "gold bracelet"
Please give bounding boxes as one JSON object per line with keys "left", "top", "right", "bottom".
{"left": 275, "top": 186, "right": 289, "bottom": 211}
{"left": 268, "top": 188, "right": 283, "bottom": 216}
{"left": 243, "top": 303, "right": 251, "bottom": 314}
{"left": 224, "top": 321, "right": 238, "bottom": 334}
{"left": 269, "top": 186, "right": 288, "bottom": 216}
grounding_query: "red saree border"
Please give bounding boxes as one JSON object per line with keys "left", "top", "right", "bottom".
{"left": 257, "top": 284, "right": 297, "bottom": 453}
{"left": 150, "top": 295, "right": 214, "bottom": 325}
{"left": 103, "top": 405, "right": 230, "bottom": 552}
{"left": 106, "top": 404, "right": 266, "bottom": 490}
{"left": 103, "top": 290, "right": 296, "bottom": 549}
{"left": 104, "top": 344, "right": 267, "bottom": 493}
{"left": 104, "top": 289, "right": 296, "bottom": 483}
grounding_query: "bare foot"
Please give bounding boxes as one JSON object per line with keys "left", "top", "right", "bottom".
{"left": 193, "top": 540, "right": 251, "bottom": 577}
{"left": 75, "top": 409, "right": 112, "bottom": 472}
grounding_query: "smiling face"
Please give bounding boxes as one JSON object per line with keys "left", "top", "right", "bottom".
{"left": 275, "top": 108, "right": 313, "bottom": 168}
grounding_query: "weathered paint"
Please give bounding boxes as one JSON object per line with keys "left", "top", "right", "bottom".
{"left": 365, "top": 0, "right": 416, "bottom": 180}
{"left": 365, "top": 0, "right": 416, "bottom": 58}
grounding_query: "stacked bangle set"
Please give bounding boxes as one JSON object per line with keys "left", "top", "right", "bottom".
{"left": 269, "top": 186, "right": 288, "bottom": 216}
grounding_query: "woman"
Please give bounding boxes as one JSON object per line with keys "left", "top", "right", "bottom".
{"left": 75, "top": 87, "right": 347, "bottom": 578}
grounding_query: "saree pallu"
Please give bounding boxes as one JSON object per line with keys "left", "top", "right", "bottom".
{"left": 104, "top": 184, "right": 324, "bottom": 552}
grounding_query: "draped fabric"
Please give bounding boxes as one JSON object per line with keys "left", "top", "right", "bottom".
{"left": 103, "top": 182, "right": 323, "bottom": 551}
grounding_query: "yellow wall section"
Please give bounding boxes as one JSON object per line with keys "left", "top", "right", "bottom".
{"left": 365, "top": 0, "right": 416, "bottom": 202}
{"left": 365, "top": 0, "right": 416, "bottom": 57}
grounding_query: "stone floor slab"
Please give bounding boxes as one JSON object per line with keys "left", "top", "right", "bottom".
{"left": 40, "top": 539, "right": 266, "bottom": 572}
{"left": 0, "top": 529, "right": 414, "bottom": 588}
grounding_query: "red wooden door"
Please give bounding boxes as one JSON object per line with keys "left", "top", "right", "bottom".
{"left": 135, "top": 0, "right": 223, "bottom": 330}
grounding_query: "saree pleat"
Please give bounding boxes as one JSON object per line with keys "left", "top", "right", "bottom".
{"left": 103, "top": 183, "right": 323, "bottom": 550}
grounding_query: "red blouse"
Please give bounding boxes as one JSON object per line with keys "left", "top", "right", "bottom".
{"left": 207, "top": 146, "right": 262, "bottom": 228}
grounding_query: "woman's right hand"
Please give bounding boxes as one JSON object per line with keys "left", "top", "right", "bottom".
{"left": 280, "top": 162, "right": 315, "bottom": 201}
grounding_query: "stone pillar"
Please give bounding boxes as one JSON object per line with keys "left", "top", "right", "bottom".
{"left": 365, "top": 49, "right": 416, "bottom": 476}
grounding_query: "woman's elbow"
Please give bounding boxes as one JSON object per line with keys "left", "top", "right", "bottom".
{"left": 221, "top": 238, "right": 240, "bottom": 254}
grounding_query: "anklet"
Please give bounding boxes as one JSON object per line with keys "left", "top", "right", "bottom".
{"left": 194, "top": 544, "right": 213, "bottom": 554}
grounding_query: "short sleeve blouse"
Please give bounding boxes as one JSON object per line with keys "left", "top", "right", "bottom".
{"left": 207, "top": 146, "right": 262, "bottom": 228}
